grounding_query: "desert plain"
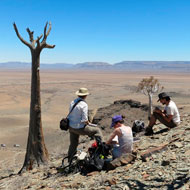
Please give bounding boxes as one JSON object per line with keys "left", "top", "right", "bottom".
{"left": 0, "top": 69, "right": 190, "bottom": 171}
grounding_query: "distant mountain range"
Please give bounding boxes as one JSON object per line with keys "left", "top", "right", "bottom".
{"left": 0, "top": 61, "right": 190, "bottom": 71}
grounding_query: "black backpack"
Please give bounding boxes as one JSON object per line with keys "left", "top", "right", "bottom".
{"left": 132, "top": 120, "right": 145, "bottom": 136}
{"left": 83, "top": 136, "right": 111, "bottom": 173}
{"left": 58, "top": 136, "right": 112, "bottom": 176}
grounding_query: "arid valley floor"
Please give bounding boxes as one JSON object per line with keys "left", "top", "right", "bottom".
{"left": 0, "top": 69, "right": 190, "bottom": 188}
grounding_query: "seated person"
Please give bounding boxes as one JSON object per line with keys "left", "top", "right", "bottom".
{"left": 145, "top": 92, "right": 180, "bottom": 136}
{"left": 106, "top": 115, "right": 133, "bottom": 159}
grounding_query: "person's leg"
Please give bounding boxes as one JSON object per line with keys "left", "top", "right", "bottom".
{"left": 112, "top": 146, "right": 121, "bottom": 159}
{"left": 82, "top": 125, "right": 103, "bottom": 140}
{"left": 67, "top": 126, "right": 103, "bottom": 159}
{"left": 145, "top": 114, "right": 157, "bottom": 135}
{"left": 152, "top": 112, "right": 177, "bottom": 128}
{"left": 68, "top": 125, "right": 102, "bottom": 138}
{"left": 145, "top": 112, "right": 177, "bottom": 135}
{"left": 68, "top": 131, "right": 79, "bottom": 161}
{"left": 148, "top": 114, "right": 157, "bottom": 127}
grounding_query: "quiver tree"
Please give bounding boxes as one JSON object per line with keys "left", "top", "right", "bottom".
{"left": 13, "top": 22, "right": 55, "bottom": 173}
{"left": 138, "top": 76, "right": 164, "bottom": 119}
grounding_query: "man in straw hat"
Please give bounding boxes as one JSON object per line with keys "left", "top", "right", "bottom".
{"left": 67, "top": 87, "right": 103, "bottom": 161}
{"left": 145, "top": 92, "right": 180, "bottom": 136}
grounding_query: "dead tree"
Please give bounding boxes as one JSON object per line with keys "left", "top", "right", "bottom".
{"left": 138, "top": 76, "right": 163, "bottom": 119}
{"left": 13, "top": 22, "right": 55, "bottom": 173}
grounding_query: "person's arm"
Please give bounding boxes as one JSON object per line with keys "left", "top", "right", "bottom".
{"left": 106, "top": 128, "right": 121, "bottom": 145}
{"left": 111, "top": 135, "right": 119, "bottom": 145}
{"left": 106, "top": 131, "right": 117, "bottom": 145}
{"left": 154, "top": 107, "right": 173, "bottom": 122}
{"left": 81, "top": 103, "right": 89, "bottom": 124}
{"left": 163, "top": 114, "right": 173, "bottom": 122}
{"left": 163, "top": 107, "right": 173, "bottom": 122}
{"left": 154, "top": 107, "right": 163, "bottom": 114}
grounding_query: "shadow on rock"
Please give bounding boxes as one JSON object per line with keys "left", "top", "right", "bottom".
{"left": 122, "top": 173, "right": 190, "bottom": 190}
{"left": 154, "top": 128, "right": 169, "bottom": 135}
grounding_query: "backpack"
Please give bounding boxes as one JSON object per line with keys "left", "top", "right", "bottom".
{"left": 132, "top": 120, "right": 145, "bottom": 136}
{"left": 82, "top": 136, "right": 111, "bottom": 174}
{"left": 58, "top": 136, "right": 112, "bottom": 176}
{"left": 59, "top": 151, "right": 86, "bottom": 176}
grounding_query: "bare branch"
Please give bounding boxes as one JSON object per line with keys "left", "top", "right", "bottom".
{"left": 26, "top": 28, "right": 34, "bottom": 43}
{"left": 46, "top": 22, "right": 52, "bottom": 37}
{"left": 13, "top": 23, "right": 32, "bottom": 49}
{"left": 37, "top": 22, "right": 55, "bottom": 50}
{"left": 42, "top": 22, "right": 52, "bottom": 43}
{"left": 43, "top": 22, "right": 48, "bottom": 40}
{"left": 36, "top": 35, "right": 43, "bottom": 48}
{"left": 45, "top": 44, "right": 56, "bottom": 49}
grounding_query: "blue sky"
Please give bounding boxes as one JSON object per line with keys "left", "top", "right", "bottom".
{"left": 1, "top": 0, "right": 190, "bottom": 64}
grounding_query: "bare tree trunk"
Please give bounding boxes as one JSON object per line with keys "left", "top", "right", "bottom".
{"left": 19, "top": 52, "right": 48, "bottom": 173}
{"left": 13, "top": 22, "right": 55, "bottom": 173}
{"left": 148, "top": 94, "right": 153, "bottom": 120}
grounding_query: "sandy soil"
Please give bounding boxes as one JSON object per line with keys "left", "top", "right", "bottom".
{"left": 0, "top": 70, "right": 190, "bottom": 169}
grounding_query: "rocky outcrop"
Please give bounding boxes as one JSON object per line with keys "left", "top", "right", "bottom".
{"left": 0, "top": 100, "right": 190, "bottom": 190}
{"left": 92, "top": 99, "right": 149, "bottom": 135}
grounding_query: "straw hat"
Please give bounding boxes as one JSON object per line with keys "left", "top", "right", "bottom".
{"left": 75, "top": 88, "right": 90, "bottom": 96}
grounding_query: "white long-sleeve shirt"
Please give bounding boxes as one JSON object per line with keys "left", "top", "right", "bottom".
{"left": 68, "top": 98, "right": 88, "bottom": 129}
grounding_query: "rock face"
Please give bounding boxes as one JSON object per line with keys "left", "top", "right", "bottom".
{"left": 106, "top": 153, "right": 136, "bottom": 170}
{"left": 0, "top": 99, "right": 190, "bottom": 190}
{"left": 92, "top": 99, "right": 149, "bottom": 135}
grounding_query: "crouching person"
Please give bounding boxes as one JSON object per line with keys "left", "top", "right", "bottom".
{"left": 106, "top": 115, "right": 133, "bottom": 159}
{"left": 145, "top": 92, "right": 180, "bottom": 136}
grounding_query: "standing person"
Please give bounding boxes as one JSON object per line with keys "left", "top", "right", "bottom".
{"left": 67, "top": 87, "right": 103, "bottom": 161}
{"left": 106, "top": 115, "right": 133, "bottom": 159}
{"left": 145, "top": 92, "right": 180, "bottom": 136}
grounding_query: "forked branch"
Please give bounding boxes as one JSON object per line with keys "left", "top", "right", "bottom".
{"left": 13, "top": 22, "right": 55, "bottom": 51}
{"left": 41, "top": 22, "right": 55, "bottom": 49}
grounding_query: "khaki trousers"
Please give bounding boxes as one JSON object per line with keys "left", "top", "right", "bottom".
{"left": 68, "top": 125, "right": 103, "bottom": 160}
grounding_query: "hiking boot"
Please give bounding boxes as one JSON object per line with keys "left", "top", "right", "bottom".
{"left": 144, "top": 127, "right": 154, "bottom": 136}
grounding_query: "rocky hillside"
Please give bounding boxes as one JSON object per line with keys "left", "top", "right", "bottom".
{"left": 0, "top": 100, "right": 190, "bottom": 190}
